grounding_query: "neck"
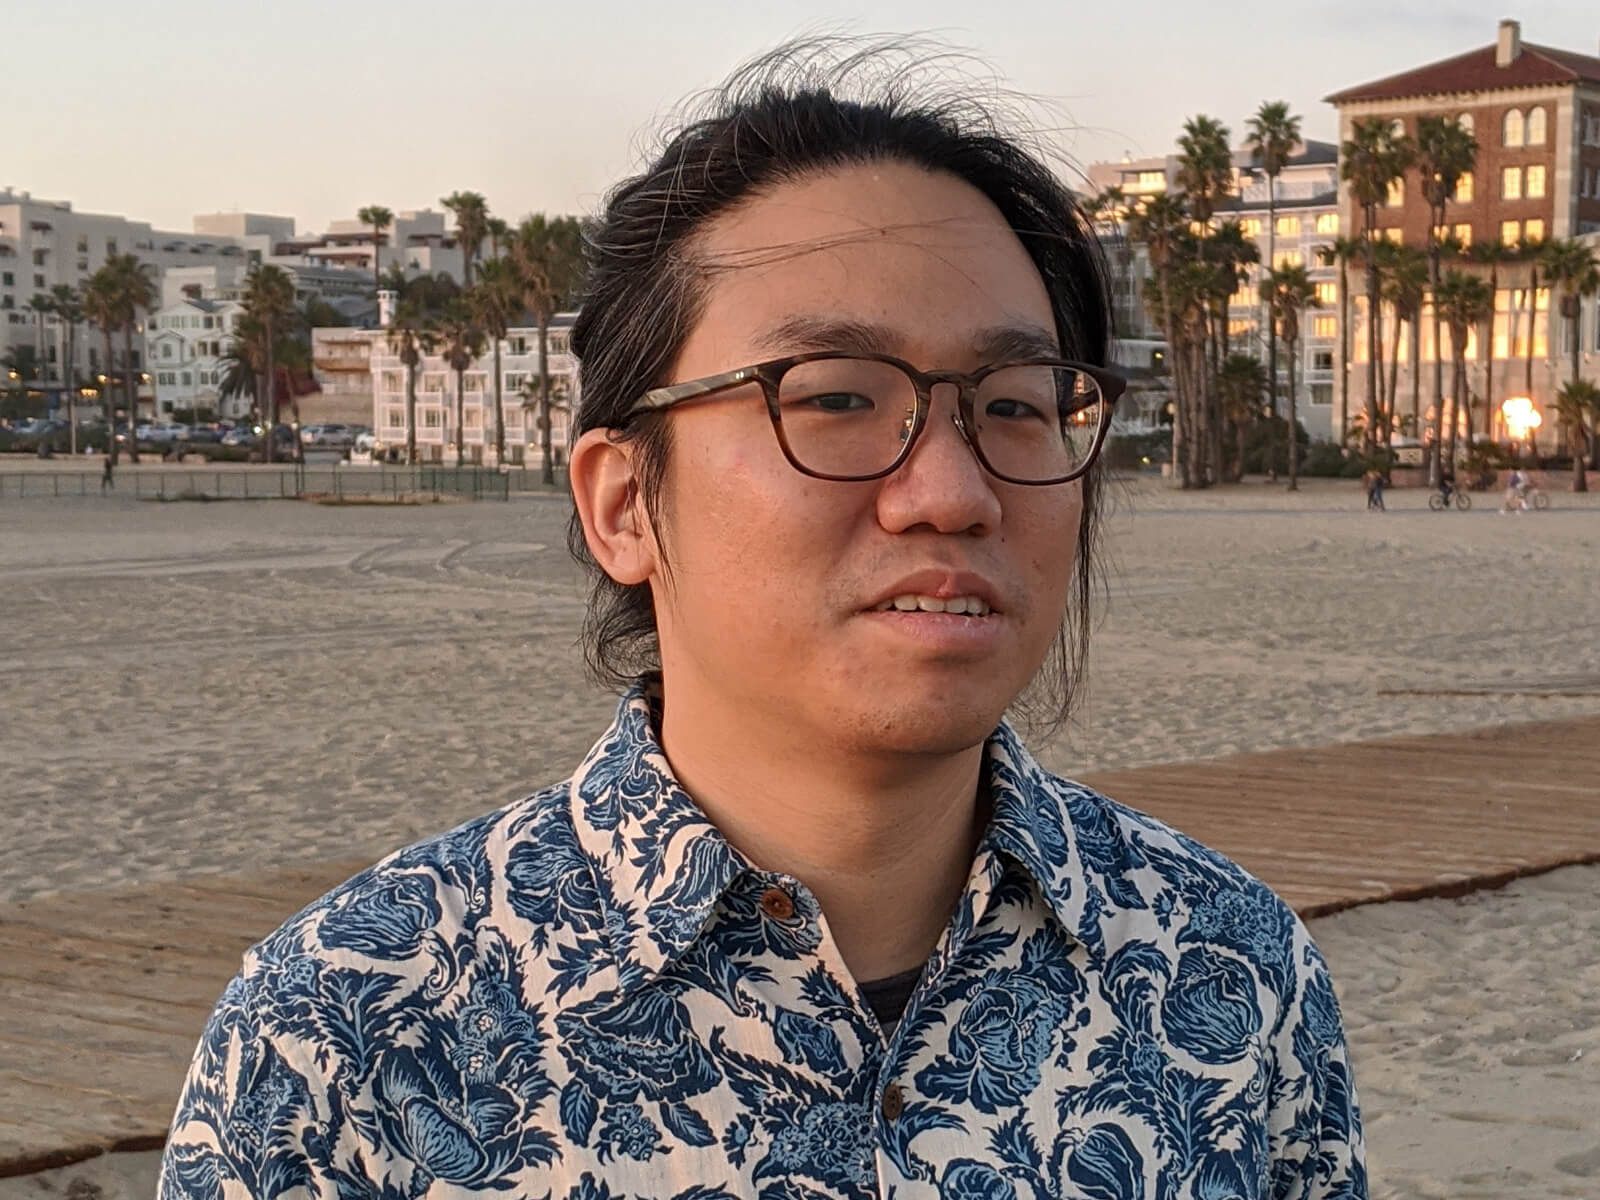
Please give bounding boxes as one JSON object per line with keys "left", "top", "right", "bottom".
{"left": 657, "top": 680, "right": 988, "bottom": 984}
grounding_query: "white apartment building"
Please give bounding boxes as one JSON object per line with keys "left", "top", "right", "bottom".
{"left": 0, "top": 191, "right": 295, "bottom": 418}
{"left": 145, "top": 297, "right": 245, "bottom": 419}
{"left": 366, "top": 316, "right": 579, "bottom": 465}
{"left": 163, "top": 261, "right": 374, "bottom": 324}
{"left": 280, "top": 209, "right": 465, "bottom": 284}
{"left": 1086, "top": 142, "right": 1343, "bottom": 442}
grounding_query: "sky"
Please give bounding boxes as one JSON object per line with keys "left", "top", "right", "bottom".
{"left": 9, "top": 1, "right": 1598, "bottom": 236}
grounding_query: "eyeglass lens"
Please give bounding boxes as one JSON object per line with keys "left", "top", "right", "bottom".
{"left": 773, "top": 358, "right": 1107, "bottom": 481}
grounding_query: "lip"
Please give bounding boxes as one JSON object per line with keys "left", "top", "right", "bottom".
{"left": 865, "top": 569, "right": 1004, "bottom": 615}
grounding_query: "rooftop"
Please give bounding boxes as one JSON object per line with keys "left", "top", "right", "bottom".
{"left": 1327, "top": 35, "right": 1600, "bottom": 104}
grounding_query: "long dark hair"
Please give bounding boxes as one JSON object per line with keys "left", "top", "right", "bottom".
{"left": 568, "top": 39, "right": 1112, "bottom": 732}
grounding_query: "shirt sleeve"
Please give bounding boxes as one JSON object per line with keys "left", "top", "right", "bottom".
{"left": 1267, "top": 931, "right": 1368, "bottom": 1200}
{"left": 159, "top": 971, "right": 350, "bottom": 1200}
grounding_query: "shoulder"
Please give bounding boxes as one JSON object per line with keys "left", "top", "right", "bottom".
{"left": 1042, "top": 770, "right": 1311, "bottom": 990}
{"left": 239, "top": 779, "right": 590, "bottom": 998}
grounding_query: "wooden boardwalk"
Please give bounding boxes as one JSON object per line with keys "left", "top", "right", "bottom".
{"left": 3, "top": 715, "right": 1598, "bottom": 1174}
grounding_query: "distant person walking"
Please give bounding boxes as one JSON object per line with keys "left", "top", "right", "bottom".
{"left": 100, "top": 453, "right": 114, "bottom": 491}
{"left": 1365, "top": 468, "right": 1385, "bottom": 511}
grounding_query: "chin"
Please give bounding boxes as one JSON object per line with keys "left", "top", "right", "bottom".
{"left": 831, "top": 690, "right": 1013, "bottom": 758}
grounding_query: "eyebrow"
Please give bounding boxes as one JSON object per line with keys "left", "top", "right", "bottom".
{"left": 754, "top": 315, "right": 1062, "bottom": 362}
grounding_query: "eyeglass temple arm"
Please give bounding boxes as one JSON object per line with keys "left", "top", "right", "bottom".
{"left": 633, "top": 367, "right": 760, "bottom": 413}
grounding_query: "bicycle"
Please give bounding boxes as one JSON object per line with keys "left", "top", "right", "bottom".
{"left": 1428, "top": 485, "right": 1471, "bottom": 511}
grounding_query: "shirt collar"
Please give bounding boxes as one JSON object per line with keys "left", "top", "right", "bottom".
{"left": 557, "top": 678, "right": 1098, "bottom": 993}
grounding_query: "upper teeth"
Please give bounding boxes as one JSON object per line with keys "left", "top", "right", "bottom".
{"left": 876, "top": 594, "right": 992, "bottom": 616}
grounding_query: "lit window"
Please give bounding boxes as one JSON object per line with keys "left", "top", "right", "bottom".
{"left": 1454, "top": 173, "right": 1473, "bottom": 203}
{"left": 1501, "top": 220, "right": 1521, "bottom": 247}
{"left": 1502, "top": 166, "right": 1522, "bottom": 200}
{"left": 1227, "top": 318, "right": 1254, "bottom": 338}
{"left": 1313, "top": 316, "right": 1338, "bottom": 339}
{"left": 1385, "top": 178, "right": 1405, "bottom": 207}
{"left": 1237, "top": 217, "right": 1263, "bottom": 238}
{"left": 1315, "top": 282, "right": 1338, "bottom": 304}
{"left": 1526, "top": 164, "right": 1546, "bottom": 198}
{"left": 1524, "top": 218, "right": 1545, "bottom": 243}
{"left": 1134, "top": 170, "right": 1166, "bottom": 193}
{"left": 1315, "top": 212, "right": 1339, "bottom": 234}
{"left": 1383, "top": 227, "right": 1403, "bottom": 244}
{"left": 1453, "top": 223, "right": 1473, "bottom": 244}
{"left": 1527, "top": 106, "right": 1547, "bottom": 146}
{"left": 1275, "top": 216, "right": 1301, "bottom": 237}
{"left": 1503, "top": 109, "right": 1525, "bottom": 148}
{"left": 1274, "top": 250, "right": 1305, "bottom": 269}
{"left": 1457, "top": 113, "right": 1474, "bottom": 134}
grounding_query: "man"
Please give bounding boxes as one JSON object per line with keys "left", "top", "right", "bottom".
{"left": 163, "top": 44, "right": 1364, "bottom": 1200}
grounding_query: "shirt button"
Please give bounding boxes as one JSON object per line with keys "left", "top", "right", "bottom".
{"left": 880, "top": 1083, "right": 905, "bottom": 1122}
{"left": 759, "top": 887, "right": 795, "bottom": 921}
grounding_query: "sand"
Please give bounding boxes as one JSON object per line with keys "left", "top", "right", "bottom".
{"left": 1, "top": 470, "right": 1597, "bottom": 1195}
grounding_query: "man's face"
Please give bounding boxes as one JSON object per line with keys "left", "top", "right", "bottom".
{"left": 644, "top": 161, "right": 1083, "bottom": 755}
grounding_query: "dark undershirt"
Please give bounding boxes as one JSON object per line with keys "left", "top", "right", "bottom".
{"left": 859, "top": 965, "right": 925, "bottom": 1035}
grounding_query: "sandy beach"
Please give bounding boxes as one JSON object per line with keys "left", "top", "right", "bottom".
{"left": 1, "top": 470, "right": 1597, "bottom": 1196}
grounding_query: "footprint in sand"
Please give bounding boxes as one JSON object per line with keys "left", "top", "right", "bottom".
{"left": 1555, "top": 1145, "right": 1600, "bottom": 1177}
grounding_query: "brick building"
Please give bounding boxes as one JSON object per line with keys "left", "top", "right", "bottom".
{"left": 1325, "top": 19, "right": 1600, "bottom": 449}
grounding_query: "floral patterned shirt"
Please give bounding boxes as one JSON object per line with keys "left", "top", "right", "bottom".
{"left": 162, "top": 680, "right": 1365, "bottom": 1200}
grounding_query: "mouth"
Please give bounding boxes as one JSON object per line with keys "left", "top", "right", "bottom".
{"left": 869, "top": 593, "right": 995, "bottom": 618}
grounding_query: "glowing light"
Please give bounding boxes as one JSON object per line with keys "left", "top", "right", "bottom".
{"left": 1501, "top": 396, "right": 1543, "bottom": 440}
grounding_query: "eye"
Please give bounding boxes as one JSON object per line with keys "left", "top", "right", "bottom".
{"left": 792, "top": 391, "right": 875, "bottom": 413}
{"left": 984, "top": 397, "right": 1048, "bottom": 421}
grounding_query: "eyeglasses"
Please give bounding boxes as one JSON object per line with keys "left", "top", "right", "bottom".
{"left": 629, "top": 352, "right": 1125, "bottom": 485}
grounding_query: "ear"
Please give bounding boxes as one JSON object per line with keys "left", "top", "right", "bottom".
{"left": 570, "top": 427, "right": 656, "bottom": 586}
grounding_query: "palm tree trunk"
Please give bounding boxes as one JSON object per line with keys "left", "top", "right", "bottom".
{"left": 538, "top": 318, "right": 555, "bottom": 486}
{"left": 1338, "top": 262, "right": 1350, "bottom": 445}
{"left": 1364, "top": 224, "right": 1381, "bottom": 455}
{"left": 1446, "top": 352, "right": 1463, "bottom": 468}
{"left": 66, "top": 321, "right": 78, "bottom": 456}
{"left": 1486, "top": 264, "right": 1499, "bottom": 442}
{"left": 492, "top": 338, "right": 505, "bottom": 462}
{"left": 262, "top": 317, "right": 276, "bottom": 464}
{"left": 1524, "top": 266, "right": 1539, "bottom": 401}
{"left": 121, "top": 325, "right": 139, "bottom": 463}
{"left": 1266, "top": 186, "right": 1279, "bottom": 480}
{"left": 405, "top": 364, "right": 418, "bottom": 465}
{"left": 1411, "top": 311, "right": 1422, "bottom": 443}
{"left": 1287, "top": 335, "right": 1299, "bottom": 490}
{"left": 100, "top": 327, "right": 118, "bottom": 465}
{"left": 1428, "top": 228, "right": 1444, "bottom": 486}
{"left": 455, "top": 366, "right": 465, "bottom": 467}
{"left": 1385, "top": 305, "right": 1402, "bottom": 450}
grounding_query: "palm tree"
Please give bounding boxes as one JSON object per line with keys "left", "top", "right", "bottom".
{"left": 467, "top": 258, "right": 522, "bottom": 463}
{"left": 1465, "top": 239, "right": 1514, "bottom": 429}
{"left": 511, "top": 214, "right": 586, "bottom": 484}
{"left": 1434, "top": 270, "right": 1494, "bottom": 471}
{"left": 1518, "top": 234, "right": 1548, "bottom": 406}
{"left": 1318, "top": 237, "right": 1362, "bottom": 444}
{"left": 81, "top": 268, "right": 122, "bottom": 462}
{"left": 357, "top": 205, "right": 394, "bottom": 301}
{"left": 1088, "top": 186, "right": 1133, "bottom": 335}
{"left": 1128, "top": 193, "right": 1194, "bottom": 483}
{"left": 1414, "top": 115, "right": 1478, "bottom": 481}
{"left": 1554, "top": 379, "right": 1600, "bottom": 491}
{"left": 242, "top": 265, "right": 297, "bottom": 462}
{"left": 28, "top": 294, "right": 54, "bottom": 380}
{"left": 217, "top": 337, "right": 261, "bottom": 416}
{"left": 104, "top": 254, "right": 156, "bottom": 460}
{"left": 485, "top": 216, "right": 510, "bottom": 261}
{"left": 1381, "top": 245, "right": 1429, "bottom": 447}
{"left": 442, "top": 192, "right": 489, "bottom": 289}
{"left": 435, "top": 301, "right": 486, "bottom": 466}
{"left": 1245, "top": 101, "right": 1302, "bottom": 434}
{"left": 1176, "top": 115, "right": 1234, "bottom": 485}
{"left": 1539, "top": 238, "right": 1600, "bottom": 387}
{"left": 50, "top": 285, "right": 85, "bottom": 455}
{"left": 386, "top": 304, "right": 435, "bottom": 464}
{"left": 1217, "top": 352, "right": 1266, "bottom": 482}
{"left": 1342, "top": 116, "right": 1416, "bottom": 453}
{"left": 1261, "top": 264, "right": 1318, "bottom": 489}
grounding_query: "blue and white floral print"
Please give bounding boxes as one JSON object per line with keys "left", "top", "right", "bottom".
{"left": 161, "top": 678, "right": 1365, "bottom": 1199}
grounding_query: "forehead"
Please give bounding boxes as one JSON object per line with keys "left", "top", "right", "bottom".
{"left": 685, "top": 161, "right": 1056, "bottom": 362}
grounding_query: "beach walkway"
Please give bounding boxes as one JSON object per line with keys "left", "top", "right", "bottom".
{"left": 3, "top": 714, "right": 1598, "bottom": 1174}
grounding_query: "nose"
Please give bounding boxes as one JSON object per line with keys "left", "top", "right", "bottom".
{"left": 875, "top": 383, "right": 1002, "bottom": 536}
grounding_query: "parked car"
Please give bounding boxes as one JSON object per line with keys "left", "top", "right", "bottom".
{"left": 179, "top": 424, "right": 223, "bottom": 444}
{"left": 354, "top": 430, "right": 380, "bottom": 454}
